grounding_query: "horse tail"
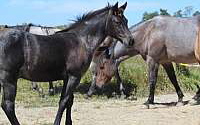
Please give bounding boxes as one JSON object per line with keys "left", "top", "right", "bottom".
{"left": 0, "top": 83, "right": 1, "bottom": 93}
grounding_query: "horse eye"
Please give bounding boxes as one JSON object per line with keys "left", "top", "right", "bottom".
{"left": 100, "top": 66, "right": 104, "bottom": 69}
{"left": 115, "top": 21, "right": 121, "bottom": 25}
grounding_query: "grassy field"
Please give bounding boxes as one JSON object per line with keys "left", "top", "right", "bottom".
{"left": 0, "top": 55, "right": 200, "bottom": 107}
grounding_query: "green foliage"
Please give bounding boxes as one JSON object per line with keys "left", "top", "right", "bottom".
{"left": 15, "top": 79, "right": 60, "bottom": 107}
{"left": 183, "top": 6, "right": 193, "bottom": 17}
{"left": 173, "top": 10, "right": 183, "bottom": 17}
{"left": 55, "top": 25, "right": 68, "bottom": 30}
{"left": 159, "top": 9, "right": 171, "bottom": 16}
{"left": 81, "top": 70, "right": 92, "bottom": 84}
{"left": 193, "top": 11, "right": 200, "bottom": 16}
{"left": 142, "top": 11, "right": 159, "bottom": 21}
{"left": 142, "top": 8, "right": 170, "bottom": 21}
{"left": 116, "top": 57, "right": 200, "bottom": 97}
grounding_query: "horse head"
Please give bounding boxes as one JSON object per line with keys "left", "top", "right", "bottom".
{"left": 106, "top": 2, "right": 134, "bottom": 47}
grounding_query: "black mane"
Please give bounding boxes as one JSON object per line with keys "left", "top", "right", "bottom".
{"left": 56, "top": 4, "right": 112, "bottom": 33}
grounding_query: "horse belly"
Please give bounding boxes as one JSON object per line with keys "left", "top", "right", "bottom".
{"left": 167, "top": 51, "right": 197, "bottom": 64}
{"left": 165, "top": 32, "right": 198, "bottom": 64}
{"left": 19, "top": 63, "right": 65, "bottom": 82}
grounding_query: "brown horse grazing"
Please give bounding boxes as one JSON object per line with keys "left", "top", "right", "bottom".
{"left": 89, "top": 15, "right": 200, "bottom": 105}
{"left": 0, "top": 3, "right": 133, "bottom": 125}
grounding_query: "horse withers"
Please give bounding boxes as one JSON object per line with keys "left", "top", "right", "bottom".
{"left": 89, "top": 15, "right": 200, "bottom": 106}
{"left": 0, "top": 2, "right": 133, "bottom": 125}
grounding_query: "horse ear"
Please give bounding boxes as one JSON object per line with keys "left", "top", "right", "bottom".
{"left": 112, "top": 2, "right": 119, "bottom": 13}
{"left": 119, "top": 2, "right": 127, "bottom": 12}
{"left": 113, "top": 2, "right": 118, "bottom": 8}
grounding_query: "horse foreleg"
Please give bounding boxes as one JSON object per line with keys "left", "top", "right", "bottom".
{"left": 54, "top": 74, "right": 80, "bottom": 125}
{"left": 49, "top": 81, "right": 54, "bottom": 96}
{"left": 87, "top": 74, "right": 97, "bottom": 97}
{"left": 162, "top": 63, "right": 184, "bottom": 102}
{"left": 145, "top": 56, "right": 159, "bottom": 105}
{"left": 1, "top": 76, "right": 20, "bottom": 125}
{"left": 115, "top": 67, "right": 127, "bottom": 97}
{"left": 31, "top": 82, "right": 39, "bottom": 91}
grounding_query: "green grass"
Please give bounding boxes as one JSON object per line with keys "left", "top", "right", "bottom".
{"left": 0, "top": 55, "right": 200, "bottom": 107}
{"left": 81, "top": 55, "right": 200, "bottom": 97}
{"left": 15, "top": 79, "right": 60, "bottom": 107}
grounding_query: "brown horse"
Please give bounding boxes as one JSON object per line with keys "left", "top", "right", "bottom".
{"left": 89, "top": 15, "right": 200, "bottom": 105}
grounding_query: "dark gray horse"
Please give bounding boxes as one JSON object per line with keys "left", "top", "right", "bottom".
{"left": 88, "top": 15, "right": 200, "bottom": 105}
{"left": 0, "top": 3, "right": 133, "bottom": 125}
{"left": 4, "top": 24, "right": 61, "bottom": 96}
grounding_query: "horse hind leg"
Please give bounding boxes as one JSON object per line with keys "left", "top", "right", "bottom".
{"left": 162, "top": 63, "right": 184, "bottom": 103}
{"left": 1, "top": 72, "right": 20, "bottom": 125}
{"left": 48, "top": 81, "right": 54, "bottom": 96}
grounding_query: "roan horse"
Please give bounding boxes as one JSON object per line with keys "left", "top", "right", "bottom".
{"left": 4, "top": 24, "right": 60, "bottom": 95}
{"left": 0, "top": 3, "right": 133, "bottom": 125}
{"left": 88, "top": 15, "right": 200, "bottom": 105}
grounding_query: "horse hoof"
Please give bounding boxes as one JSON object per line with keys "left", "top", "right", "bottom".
{"left": 144, "top": 100, "right": 154, "bottom": 105}
{"left": 143, "top": 103, "right": 150, "bottom": 109}
{"left": 143, "top": 101, "right": 154, "bottom": 109}
{"left": 176, "top": 102, "right": 184, "bottom": 107}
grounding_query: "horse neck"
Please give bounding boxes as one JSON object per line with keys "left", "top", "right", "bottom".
{"left": 130, "top": 20, "right": 153, "bottom": 55}
{"left": 71, "top": 13, "right": 108, "bottom": 54}
{"left": 111, "top": 21, "right": 152, "bottom": 60}
{"left": 113, "top": 42, "right": 138, "bottom": 59}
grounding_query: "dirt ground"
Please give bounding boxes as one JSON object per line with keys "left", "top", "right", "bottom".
{"left": 0, "top": 93, "right": 200, "bottom": 125}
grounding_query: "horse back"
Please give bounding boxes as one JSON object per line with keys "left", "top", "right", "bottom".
{"left": 141, "top": 16, "right": 199, "bottom": 63}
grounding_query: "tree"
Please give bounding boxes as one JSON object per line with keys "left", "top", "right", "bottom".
{"left": 159, "top": 9, "right": 170, "bottom": 16}
{"left": 173, "top": 10, "right": 183, "bottom": 17}
{"left": 142, "top": 9, "right": 171, "bottom": 21}
{"left": 183, "top": 6, "right": 193, "bottom": 17}
{"left": 142, "top": 11, "right": 159, "bottom": 21}
{"left": 193, "top": 11, "right": 200, "bottom": 16}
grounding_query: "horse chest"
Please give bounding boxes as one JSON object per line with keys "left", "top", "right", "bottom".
{"left": 66, "top": 46, "right": 91, "bottom": 75}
